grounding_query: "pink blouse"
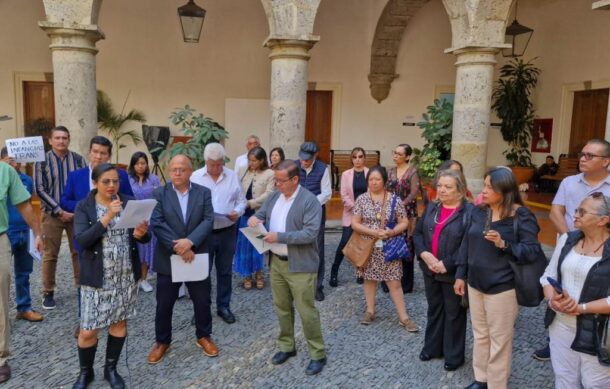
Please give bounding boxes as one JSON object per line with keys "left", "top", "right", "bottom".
{"left": 431, "top": 206, "right": 457, "bottom": 256}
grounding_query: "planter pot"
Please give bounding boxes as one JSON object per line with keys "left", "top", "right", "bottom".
{"left": 510, "top": 166, "right": 535, "bottom": 185}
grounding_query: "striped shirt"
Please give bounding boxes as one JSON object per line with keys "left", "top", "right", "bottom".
{"left": 34, "top": 149, "right": 86, "bottom": 214}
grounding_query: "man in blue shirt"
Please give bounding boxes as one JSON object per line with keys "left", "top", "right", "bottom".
{"left": 1, "top": 147, "right": 42, "bottom": 323}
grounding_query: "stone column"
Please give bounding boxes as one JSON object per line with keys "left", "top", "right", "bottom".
{"left": 443, "top": 0, "right": 514, "bottom": 194}
{"left": 264, "top": 39, "right": 318, "bottom": 159}
{"left": 450, "top": 48, "right": 499, "bottom": 193}
{"left": 261, "top": 0, "right": 320, "bottom": 159}
{"left": 39, "top": 0, "right": 104, "bottom": 157}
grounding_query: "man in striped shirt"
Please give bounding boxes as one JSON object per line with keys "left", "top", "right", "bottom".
{"left": 33, "top": 126, "right": 85, "bottom": 310}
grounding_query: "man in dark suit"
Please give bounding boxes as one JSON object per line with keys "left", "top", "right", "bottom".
{"left": 147, "top": 155, "right": 217, "bottom": 364}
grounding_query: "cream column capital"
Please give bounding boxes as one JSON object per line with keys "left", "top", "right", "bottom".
{"left": 264, "top": 37, "right": 319, "bottom": 60}
{"left": 38, "top": 23, "right": 105, "bottom": 55}
{"left": 451, "top": 47, "right": 500, "bottom": 66}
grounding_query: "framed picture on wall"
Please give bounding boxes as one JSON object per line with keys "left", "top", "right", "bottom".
{"left": 531, "top": 118, "right": 553, "bottom": 153}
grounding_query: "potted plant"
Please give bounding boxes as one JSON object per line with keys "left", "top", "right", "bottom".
{"left": 97, "top": 90, "right": 146, "bottom": 166}
{"left": 412, "top": 98, "right": 453, "bottom": 198}
{"left": 491, "top": 58, "right": 540, "bottom": 184}
{"left": 158, "top": 105, "right": 229, "bottom": 169}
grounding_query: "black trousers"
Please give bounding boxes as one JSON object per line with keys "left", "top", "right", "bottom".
{"left": 155, "top": 273, "right": 212, "bottom": 344}
{"left": 208, "top": 225, "right": 237, "bottom": 310}
{"left": 402, "top": 234, "right": 415, "bottom": 292}
{"left": 332, "top": 226, "right": 353, "bottom": 270}
{"left": 421, "top": 267, "right": 467, "bottom": 365}
{"left": 316, "top": 211, "right": 326, "bottom": 289}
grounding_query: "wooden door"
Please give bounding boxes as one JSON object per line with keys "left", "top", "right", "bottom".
{"left": 305, "top": 90, "right": 332, "bottom": 164}
{"left": 23, "top": 81, "right": 55, "bottom": 150}
{"left": 569, "top": 88, "right": 609, "bottom": 156}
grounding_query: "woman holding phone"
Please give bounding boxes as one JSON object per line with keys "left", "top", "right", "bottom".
{"left": 454, "top": 167, "right": 541, "bottom": 389}
{"left": 540, "top": 192, "right": 610, "bottom": 388}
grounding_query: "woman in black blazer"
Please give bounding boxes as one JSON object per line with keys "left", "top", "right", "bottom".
{"left": 72, "top": 163, "right": 150, "bottom": 389}
{"left": 413, "top": 169, "right": 472, "bottom": 372}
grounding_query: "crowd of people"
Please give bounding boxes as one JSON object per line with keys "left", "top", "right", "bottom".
{"left": 0, "top": 127, "right": 609, "bottom": 388}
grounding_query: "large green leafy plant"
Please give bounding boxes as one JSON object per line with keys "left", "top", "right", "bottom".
{"left": 412, "top": 98, "right": 453, "bottom": 181}
{"left": 159, "top": 105, "right": 229, "bottom": 169}
{"left": 491, "top": 58, "right": 540, "bottom": 167}
{"left": 97, "top": 90, "right": 145, "bottom": 164}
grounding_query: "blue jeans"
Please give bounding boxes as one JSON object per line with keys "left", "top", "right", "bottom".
{"left": 9, "top": 230, "right": 33, "bottom": 313}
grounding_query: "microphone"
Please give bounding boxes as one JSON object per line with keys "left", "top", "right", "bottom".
{"left": 111, "top": 194, "right": 121, "bottom": 220}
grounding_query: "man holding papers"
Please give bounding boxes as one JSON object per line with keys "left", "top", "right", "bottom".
{"left": 148, "top": 155, "right": 216, "bottom": 364}
{"left": 191, "top": 143, "right": 246, "bottom": 324}
{"left": 248, "top": 160, "right": 327, "bottom": 376}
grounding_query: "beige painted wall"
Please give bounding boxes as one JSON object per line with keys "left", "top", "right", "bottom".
{"left": 1, "top": 0, "right": 609, "bottom": 170}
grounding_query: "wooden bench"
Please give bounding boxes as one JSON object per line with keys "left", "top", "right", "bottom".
{"left": 540, "top": 156, "right": 579, "bottom": 181}
{"left": 330, "top": 149, "right": 381, "bottom": 191}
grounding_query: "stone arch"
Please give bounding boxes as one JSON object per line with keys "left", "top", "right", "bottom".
{"left": 368, "top": 0, "right": 430, "bottom": 103}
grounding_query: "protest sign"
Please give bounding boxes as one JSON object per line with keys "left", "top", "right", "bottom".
{"left": 5, "top": 136, "right": 45, "bottom": 163}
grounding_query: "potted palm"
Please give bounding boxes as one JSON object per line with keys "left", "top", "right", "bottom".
{"left": 492, "top": 58, "right": 540, "bottom": 184}
{"left": 159, "top": 105, "right": 229, "bottom": 169}
{"left": 97, "top": 90, "right": 146, "bottom": 166}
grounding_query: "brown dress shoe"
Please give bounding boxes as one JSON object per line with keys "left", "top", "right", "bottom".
{"left": 196, "top": 337, "right": 219, "bottom": 357}
{"left": 147, "top": 343, "right": 170, "bottom": 364}
{"left": 15, "top": 310, "right": 43, "bottom": 322}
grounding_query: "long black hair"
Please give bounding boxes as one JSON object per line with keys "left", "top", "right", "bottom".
{"left": 128, "top": 151, "right": 150, "bottom": 181}
{"left": 484, "top": 167, "right": 523, "bottom": 219}
{"left": 248, "top": 147, "right": 269, "bottom": 171}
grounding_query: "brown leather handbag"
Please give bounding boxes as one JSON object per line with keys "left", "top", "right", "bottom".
{"left": 343, "top": 232, "right": 375, "bottom": 270}
{"left": 343, "top": 193, "right": 388, "bottom": 271}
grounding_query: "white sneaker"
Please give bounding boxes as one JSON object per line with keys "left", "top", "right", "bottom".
{"left": 140, "top": 280, "right": 154, "bottom": 293}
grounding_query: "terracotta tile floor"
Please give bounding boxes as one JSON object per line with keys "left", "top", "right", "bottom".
{"left": 327, "top": 191, "right": 558, "bottom": 247}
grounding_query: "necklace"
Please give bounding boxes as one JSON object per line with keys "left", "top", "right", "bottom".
{"left": 370, "top": 191, "right": 386, "bottom": 220}
{"left": 579, "top": 238, "right": 608, "bottom": 256}
{"left": 434, "top": 206, "right": 458, "bottom": 225}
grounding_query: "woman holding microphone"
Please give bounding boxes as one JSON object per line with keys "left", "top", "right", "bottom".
{"left": 72, "top": 163, "right": 150, "bottom": 389}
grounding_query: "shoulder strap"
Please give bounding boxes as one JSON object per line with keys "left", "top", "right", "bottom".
{"left": 388, "top": 194, "right": 398, "bottom": 223}
{"left": 513, "top": 208, "right": 519, "bottom": 241}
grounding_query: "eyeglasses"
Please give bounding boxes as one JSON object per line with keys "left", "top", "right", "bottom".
{"left": 392, "top": 151, "right": 405, "bottom": 157}
{"left": 100, "top": 179, "right": 119, "bottom": 186}
{"left": 352, "top": 155, "right": 365, "bottom": 159}
{"left": 575, "top": 208, "right": 602, "bottom": 217}
{"left": 578, "top": 152, "right": 609, "bottom": 161}
{"left": 170, "top": 168, "right": 189, "bottom": 174}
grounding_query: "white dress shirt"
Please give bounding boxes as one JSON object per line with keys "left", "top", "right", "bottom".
{"left": 234, "top": 153, "right": 248, "bottom": 175}
{"left": 303, "top": 163, "right": 332, "bottom": 205}
{"left": 191, "top": 165, "right": 247, "bottom": 229}
{"left": 269, "top": 186, "right": 301, "bottom": 256}
{"left": 172, "top": 183, "right": 191, "bottom": 222}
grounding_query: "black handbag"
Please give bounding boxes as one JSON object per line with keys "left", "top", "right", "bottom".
{"left": 508, "top": 215, "right": 547, "bottom": 307}
{"left": 595, "top": 314, "right": 610, "bottom": 366}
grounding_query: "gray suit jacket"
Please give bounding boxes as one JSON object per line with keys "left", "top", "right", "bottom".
{"left": 151, "top": 182, "right": 214, "bottom": 276}
{"left": 254, "top": 186, "right": 322, "bottom": 273}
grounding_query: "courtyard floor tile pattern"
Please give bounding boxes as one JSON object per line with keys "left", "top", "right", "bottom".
{"left": 6, "top": 231, "right": 554, "bottom": 388}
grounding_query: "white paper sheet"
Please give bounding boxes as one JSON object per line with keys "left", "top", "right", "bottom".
{"left": 5, "top": 136, "right": 45, "bottom": 162}
{"left": 28, "top": 229, "right": 41, "bottom": 262}
{"left": 111, "top": 199, "right": 158, "bottom": 229}
{"left": 170, "top": 254, "right": 209, "bottom": 282}
{"left": 239, "top": 224, "right": 283, "bottom": 254}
